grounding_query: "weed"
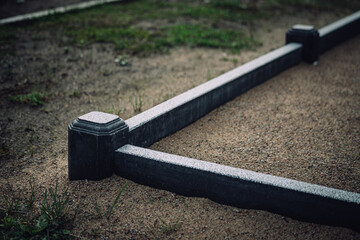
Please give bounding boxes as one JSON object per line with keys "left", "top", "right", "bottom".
{"left": 63, "top": 47, "right": 69, "bottom": 54}
{"left": 93, "top": 183, "right": 127, "bottom": 219}
{"left": 104, "top": 105, "right": 126, "bottom": 116}
{"left": 102, "top": 69, "right": 111, "bottom": 76}
{"left": 206, "top": 69, "right": 213, "bottom": 81}
{"left": 70, "top": 90, "right": 82, "bottom": 98}
{"left": 0, "top": 181, "right": 72, "bottom": 240}
{"left": 9, "top": 92, "right": 47, "bottom": 106}
{"left": 231, "top": 58, "right": 239, "bottom": 66}
{"left": 106, "top": 183, "right": 128, "bottom": 219}
{"left": 130, "top": 93, "right": 143, "bottom": 113}
{"left": 114, "top": 55, "right": 129, "bottom": 66}
{"left": 158, "top": 217, "right": 181, "bottom": 235}
{"left": 40, "top": 182, "right": 70, "bottom": 224}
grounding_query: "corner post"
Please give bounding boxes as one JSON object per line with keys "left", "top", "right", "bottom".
{"left": 286, "top": 24, "right": 320, "bottom": 64}
{"left": 68, "top": 111, "right": 129, "bottom": 180}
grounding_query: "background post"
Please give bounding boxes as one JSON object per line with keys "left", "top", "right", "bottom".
{"left": 286, "top": 24, "right": 320, "bottom": 64}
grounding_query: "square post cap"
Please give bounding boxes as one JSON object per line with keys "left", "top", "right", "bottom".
{"left": 286, "top": 24, "right": 320, "bottom": 64}
{"left": 68, "top": 111, "right": 129, "bottom": 180}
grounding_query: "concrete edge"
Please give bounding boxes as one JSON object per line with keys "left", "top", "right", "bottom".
{"left": 115, "top": 144, "right": 360, "bottom": 231}
{"left": 318, "top": 10, "right": 360, "bottom": 54}
{"left": 126, "top": 43, "right": 302, "bottom": 147}
{"left": 0, "top": 0, "right": 122, "bottom": 25}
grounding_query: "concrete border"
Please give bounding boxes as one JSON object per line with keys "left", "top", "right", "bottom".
{"left": 0, "top": 0, "right": 122, "bottom": 25}
{"left": 115, "top": 145, "right": 360, "bottom": 231}
{"left": 318, "top": 10, "right": 360, "bottom": 54}
{"left": 67, "top": 11, "right": 360, "bottom": 230}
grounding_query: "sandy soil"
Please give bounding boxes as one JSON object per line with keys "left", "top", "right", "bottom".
{"left": 151, "top": 35, "right": 360, "bottom": 194}
{"left": 0, "top": 2, "right": 359, "bottom": 239}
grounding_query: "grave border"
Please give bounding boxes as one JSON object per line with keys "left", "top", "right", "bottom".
{"left": 68, "top": 11, "right": 360, "bottom": 231}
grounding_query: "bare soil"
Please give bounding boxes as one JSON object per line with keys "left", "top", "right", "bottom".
{"left": 0, "top": 2, "right": 359, "bottom": 239}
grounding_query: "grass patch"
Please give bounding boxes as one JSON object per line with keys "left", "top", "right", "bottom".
{"left": 66, "top": 24, "right": 258, "bottom": 54}
{"left": 130, "top": 92, "right": 144, "bottom": 113}
{"left": 0, "top": 182, "right": 72, "bottom": 240}
{"left": 22, "top": 0, "right": 263, "bottom": 55}
{"left": 167, "top": 24, "right": 255, "bottom": 51}
{"left": 1, "top": 0, "right": 358, "bottom": 57}
{"left": 158, "top": 217, "right": 181, "bottom": 235}
{"left": 9, "top": 92, "right": 47, "bottom": 106}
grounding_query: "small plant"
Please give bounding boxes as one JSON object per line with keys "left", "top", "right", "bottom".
{"left": 40, "top": 183, "right": 70, "bottom": 225}
{"left": 70, "top": 90, "right": 82, "bottom": 98}
{"left": 114, "top": 55, "right": 129, "bottom": 66}
{"left": 104, "top": 105, "right": 126, "bottom": 116}
{"left": 102, "top": 69, "right": 111, "bottom": 76}
{"left": 94, "top": 183, "right": 127, "bottom": 219}
{"left": 157, "top": 217, "right": 181, "bottom": 235}
{"left": 9, "top": 92, "right": 47, "bottom": 106}
{"left": 130, "top": 93, "right": 143, "bottom": 113}
{"left": 63, "top": 47, "right": 69, "bottom": 54}
{"left": 106, "top": 183, "right": 127, "bottom": 219}
{"left": 0, "top": 181, "right": 72, "bottom": 239}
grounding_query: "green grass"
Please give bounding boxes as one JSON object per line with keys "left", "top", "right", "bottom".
{"left": 9, "top": 92, "right": 47, "bottom": 106}
{"left": 1, "top": 0, "right": 359, "bottom": 57}
{"left": 167, "top": 24, "right": 255, "bottom": 51}
{"left": 1, "top": 181, "right": 128, "bottom": 239}
{"left": 0, "top": 182, "right": 72, "bottom": 240}
{"left": 66, "top": 23, "right": 257, "bottom": 54}
{"left": 16, "top": 0, "right": 265, "bottom": 55}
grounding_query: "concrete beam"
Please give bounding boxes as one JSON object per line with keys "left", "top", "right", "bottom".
{"left": 115, "top": 144, "right": 360, "bottom": 231}
{"left": 318, "top": 10, "right": 360, "bottom": 54}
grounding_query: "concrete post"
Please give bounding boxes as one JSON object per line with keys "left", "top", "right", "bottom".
{"left": 286, "top": 24, "right": 320, "bottom": 64}
{"left": 68, "top": 111, "right": 129, "bottom": 180}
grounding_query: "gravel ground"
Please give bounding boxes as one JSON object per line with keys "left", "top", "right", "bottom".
{"left": 151, "top": 35, "right": 360, "bottom": 194}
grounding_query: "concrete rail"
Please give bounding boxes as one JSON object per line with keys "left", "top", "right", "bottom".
{"left": 115, "top": 145, "right": 360, "bottom": 231}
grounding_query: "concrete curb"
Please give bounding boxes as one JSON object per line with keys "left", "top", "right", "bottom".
{"left": 319, "top": 10, "right": 360, "bottom": 54}
{"left": 115, "top": 145, "right": 360, "bottom": 231}
{"left": 0, "top": 0, "right": 122, "bottom": 25}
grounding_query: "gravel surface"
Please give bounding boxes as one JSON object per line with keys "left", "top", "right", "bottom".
{"left": 151, "top": 35, "right": 360, "bottom": 194}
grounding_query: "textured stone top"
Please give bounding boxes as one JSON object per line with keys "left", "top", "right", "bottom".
{"left": 79, "top": 111, "right": 119, "bottom": 124}
{"left": 69, "top": 111, "right": 128, "bottom": 135}
{"left": 292, "top": 24, "right": 315, "bottom": 31}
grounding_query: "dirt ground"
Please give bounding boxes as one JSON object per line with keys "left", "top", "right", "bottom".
{"left": 0, "top": 1, "right": 359, "bottom": 239}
